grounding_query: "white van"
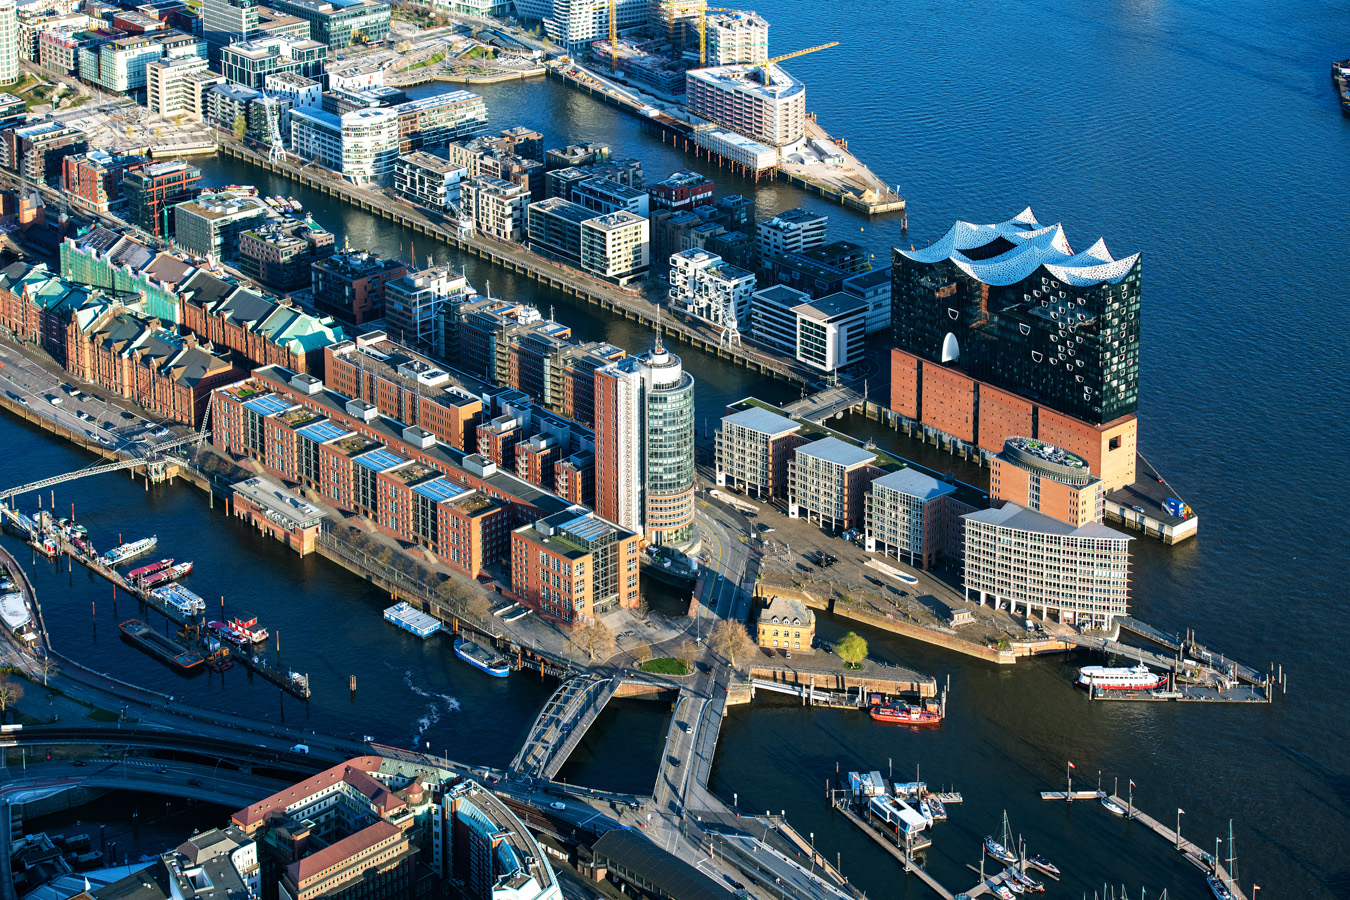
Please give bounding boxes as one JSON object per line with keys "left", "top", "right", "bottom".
{"left": 290, "top": 744, "right": 310, "bottom": 755}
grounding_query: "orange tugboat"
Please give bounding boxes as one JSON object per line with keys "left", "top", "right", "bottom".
{"left": 869, "top": 699, "right": 942, "bottom": 725}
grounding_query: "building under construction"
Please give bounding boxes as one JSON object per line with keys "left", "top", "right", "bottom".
{"left": 648, "top": 0, "right": 705, "bottom": 43}
{"left": 590, "top": 37, "right": 689, "bottom": 94}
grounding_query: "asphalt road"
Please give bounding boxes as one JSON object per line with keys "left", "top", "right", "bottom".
{"left": 0, "top": 337, "right": 182, "bottom": 458}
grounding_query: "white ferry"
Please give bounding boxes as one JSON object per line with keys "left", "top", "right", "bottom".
{"left": 149, "top": 584, "right": 206, "bottom": 617}
{"left": 1076, "top": 664, "right": 1167, "bottom": 691}
{"left": 102, "top": 536, "right": 158, "bottom": 566}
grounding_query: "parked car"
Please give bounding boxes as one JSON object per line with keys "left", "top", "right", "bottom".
{"left": 549, "top": 801, "right": 567, "bottom": 810}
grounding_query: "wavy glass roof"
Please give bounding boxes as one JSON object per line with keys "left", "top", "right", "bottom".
{"left": 899, "top": 207, "right": 1139, "bottom": 287}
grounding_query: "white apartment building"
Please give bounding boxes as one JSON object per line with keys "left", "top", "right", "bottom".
{"left": 544, "top": 0, "right": 644, "bottom": 50}
{"left": 394, "top": 152, "right": 468, "bottom": 212}
{"left": 962, "top": 503, "right": 1132, "bottom": 629}
{"left": 146, "top": 55, "right": 213, "bottom": 118}
{"left": 667, "top": 248, "right": 755, "bottom": 330}
{"left": 0, "top": 0, "right": 18, "bottom": 85}
{"left": 705, "top": 10, "right": 768, "bottom": 65}
{"left": 749, "top": 284, "right": 866, "bottom": 373}
{"left": 793, "top": 292, "right": 867, "bottom": 373}
{"left": 461, "top": 175, "right": 529, "bottom": 242}
{"left": 749, "top": 283, "right": 807, "bottom": 355}
{"left": 384, "top": 265, "right": 475, "bottom": 352}
{"left": 685, "top": 63, "right": 805, "bottom": 147}
{"left": 264, "top": 72, "right": 320, "bottom": 110}
{"left": 16, "top": 8, "right": 84, "bottom": 61}
{"left": 758, "top": 207, "right": 827, "bottom": 258}
{"left": 290, "top": 106, "right": 399, "bottom": 184}
{"left": 581, "top": 210, "right": 649, "bottom": 281}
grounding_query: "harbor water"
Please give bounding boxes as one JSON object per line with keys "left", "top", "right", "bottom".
{"left": 2, "top": 0, "right": 1348, "bottom": 896}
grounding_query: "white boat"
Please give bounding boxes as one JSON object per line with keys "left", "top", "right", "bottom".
{"left": 928, "top": 795, "right": 948, "bottom": 820}
{"left": 102, "top": 535, "right": 158, "bottom": 566}
{"left": 1207, "top": 875, "right": 1234, "bottom": 900}
{"left": 1076, "top": 664, "right": 1167, "bottom": 691}
{"left": 1101, "top": 796, "right": 1128, "bottom": 816}
{"left": 149, "top": 584, "right": 206, "bottom": 616}
{"left": 917, "top": 796, "right": 934, "bottom": 827}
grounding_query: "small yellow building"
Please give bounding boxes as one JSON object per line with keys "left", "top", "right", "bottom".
{"left": 756, "top": 595, "right": 816, "bottom": 653}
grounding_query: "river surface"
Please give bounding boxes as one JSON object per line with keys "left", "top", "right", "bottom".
{"left": 5, "top": 0, "right": 1349, "bottom": 896}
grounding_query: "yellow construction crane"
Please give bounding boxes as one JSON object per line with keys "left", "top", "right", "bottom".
{"left": 764, "top": 41, "right": 839, "bottom": 68}
{"left": 607, "top": 0, "right": 618, "bottom": 70}
{"left": 697, "top": 7, "right": 739, "bottom": 67}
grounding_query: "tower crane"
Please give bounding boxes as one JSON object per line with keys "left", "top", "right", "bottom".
{"left": 763, "top": 41, "right": 839, "bottom": 68}
{"left": 607, "top": 0, "right": 618, "bottom": 69}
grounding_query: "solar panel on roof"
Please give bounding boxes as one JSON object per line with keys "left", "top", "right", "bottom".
{"left": 244, "top": 394, "right": 292, "bottom": 417}
{"left": 412, "top": 479, "right": 466, "bottom": 504}
{"left": 355, "top": 448, "right": 407, "bottom": 471}
{"left": 298, "top": 420, "right": 349, "bottom": 443}
{"left": 561, "top": 514, "right": 610, "bottom": 543}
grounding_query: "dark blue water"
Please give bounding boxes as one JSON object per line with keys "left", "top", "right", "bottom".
{"left": 6, "top": 0, "right": 1347, "bottom": 896}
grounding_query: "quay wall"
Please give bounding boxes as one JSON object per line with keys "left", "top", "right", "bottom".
{"left": 757, "top": 581, "right": 1019, "bottom": 665}
{"left": 218, "top": 142, "right": 812, "bottom": 388}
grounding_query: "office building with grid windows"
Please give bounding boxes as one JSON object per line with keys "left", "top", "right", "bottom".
{"left": 962, "top": 502, "right": 1131, "bottom": 628}
{"left": 510, "top": 506, "right": 640, "bottom": 625}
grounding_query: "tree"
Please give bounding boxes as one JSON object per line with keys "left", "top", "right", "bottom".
{"left": 835, "top": 632, "right": 868, "bottom": 669}
{"left": 37, "top": 657, "right": 57, "bottom": 688}
{"left": 460, "top": 591, "right": 491, "bottom": 624}
{"left": 231, "top": 113, "right": 247, "bottom": 140}
{"left": 0, "top": 676, "right": 23, "bottom": 722}
{"left": 633, "top": 640, "right": 651, "bottom": 663}
{"left": 570, "top": 619, "right": 616, "bottom": 662}
{"left": 710, "top": 620, "right": 754, "bottom": 669}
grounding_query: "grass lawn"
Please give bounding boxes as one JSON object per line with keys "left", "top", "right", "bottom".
{"left": 410, "top": 50, "right": 447, "bottom": 69}
{"left": 462, "top": 45, "right": 495, "bottom": 60}
{"left": 640, "top": 657, "right": 690, "bottom": 676}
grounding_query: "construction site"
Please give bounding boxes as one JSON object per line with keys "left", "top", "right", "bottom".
{"left": 556, "top": 2, "right": 905, "bottom": 216}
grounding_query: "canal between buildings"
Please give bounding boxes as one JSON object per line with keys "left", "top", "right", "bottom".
{"left": 5, "top": 0, "right": 1350, "bottom": 892}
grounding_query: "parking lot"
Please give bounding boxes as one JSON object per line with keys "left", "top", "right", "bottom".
{"left": 709, "top": 486, "right": 1043, "bottom": 650}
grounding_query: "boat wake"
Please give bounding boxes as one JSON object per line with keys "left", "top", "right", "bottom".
{"left": 401, "top": 669, "right": 460, "bottom": 744}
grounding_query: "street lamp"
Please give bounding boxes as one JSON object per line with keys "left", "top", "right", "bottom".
{"left": 1176, "top": 809, "right": 1184, "bottom": 851}
{"left": 1215, "top": 837, "right": 1222, "bottom": 870}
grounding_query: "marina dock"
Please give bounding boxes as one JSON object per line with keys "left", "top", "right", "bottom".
{"left": 1039, "top": 789, "right": 1249, "bottom": 900}
{"left": 13, "top": 512, "right": 312, "bottom": 700}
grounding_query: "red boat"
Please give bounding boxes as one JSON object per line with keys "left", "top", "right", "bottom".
{"left": 141, "top": 561, "right": 193, "bottom": 589}
{"left": 128, "top": 558, "right": 173, "bottom": 581}
{"left": 870, "top": 700, "right": 942, "bottom": 726}
{"left": 208, "top": 616, "right": 269, "bottom": 647}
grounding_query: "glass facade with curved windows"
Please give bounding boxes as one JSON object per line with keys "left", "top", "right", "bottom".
{"left": 892, "top": 208, "right": 1141, "bottom": 426}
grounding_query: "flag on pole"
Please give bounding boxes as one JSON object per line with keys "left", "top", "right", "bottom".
{"left": 1178, "top": 808, "right": 1185, "bottom": 814}
{"left": 1129, "top": 780, "right": 1135, "bottom": 787}
{"left": 1068, "top": 762, "right": 1075, "bottom": 769}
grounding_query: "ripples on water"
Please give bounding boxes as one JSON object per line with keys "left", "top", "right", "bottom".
{"left": 7, "top": 0, "right": 1346, "bottom": 893}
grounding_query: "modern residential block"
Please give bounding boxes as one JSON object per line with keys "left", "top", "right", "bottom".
{"left": 510, "top": 506, "right": 641, "bottom": 625}
{"left": 788, "top": 436, "right": 879, "bottom": 530}
{"left": 685, "top": 63, "right": 805, "bottom": 147}
{"left": 311, "top": 248, "right": 406, "bottom": 326}
{"left": 714, "top": 404, "right": 807, "bottom": 500}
